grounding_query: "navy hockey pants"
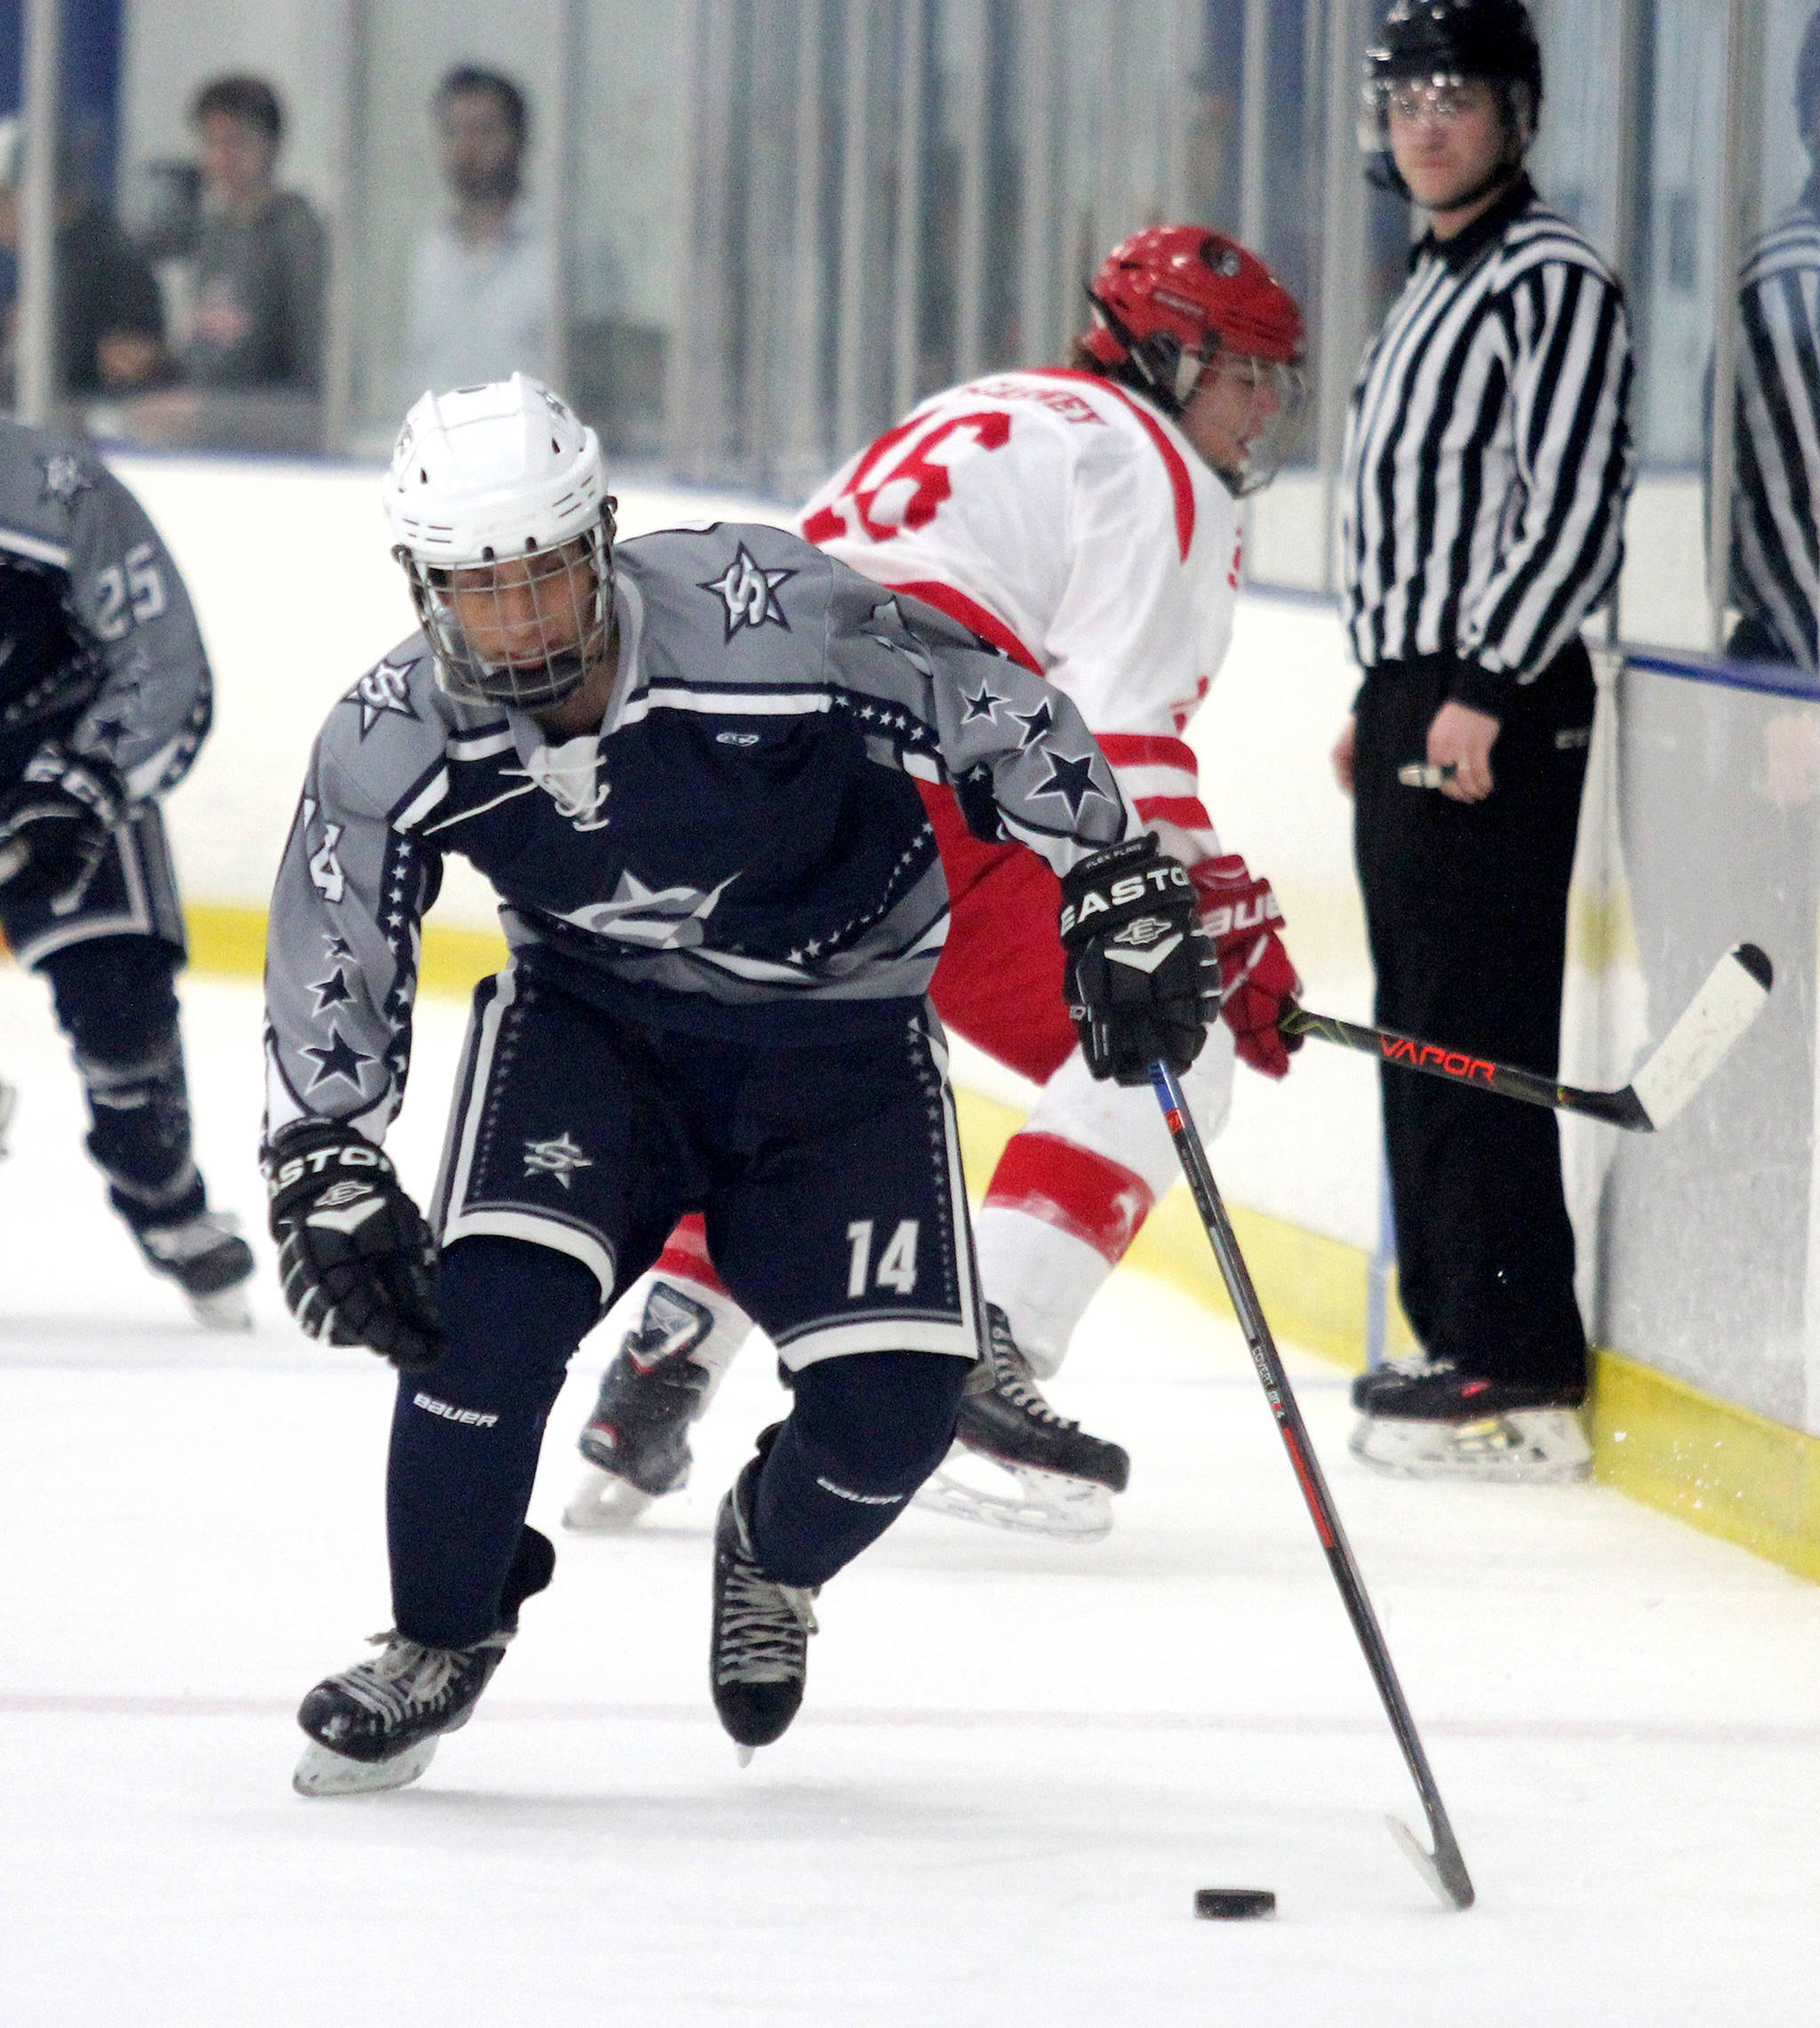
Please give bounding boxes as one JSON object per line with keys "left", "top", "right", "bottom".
{"left": 388, "top": 1236, "right": 968, "bottom": 1647}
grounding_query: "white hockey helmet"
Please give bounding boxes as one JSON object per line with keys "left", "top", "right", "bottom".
{"left": 385, "top": 372, "right": 617, "bottom": 711}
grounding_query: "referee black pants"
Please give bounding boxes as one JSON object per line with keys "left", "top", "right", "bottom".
{"left": 1352, "top": 643, "right": 1594, "bottom": 1398}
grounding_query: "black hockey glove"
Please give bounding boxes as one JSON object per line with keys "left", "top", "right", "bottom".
{"left": 0, "top": 744, "right": 123, "bottom": 908}
{"left": 1058, "top": 834, "right": 1217, "bottom": 1087}
{"left": 266, "top": 1122, "right": 444, "bottom": 1370}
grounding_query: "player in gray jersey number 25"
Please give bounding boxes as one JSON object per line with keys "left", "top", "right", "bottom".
{"left": 263, "top": 374, "right": 1215, "bottom": 1793}
{"left": 0, "top": 420, "right": 253, "bottom": 1324}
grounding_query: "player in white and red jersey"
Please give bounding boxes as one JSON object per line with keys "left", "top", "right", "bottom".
{"left": 564, "top": 226, "right": 1308, "bottom": 1539}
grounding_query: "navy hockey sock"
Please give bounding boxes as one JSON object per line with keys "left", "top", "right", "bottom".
{"left": 749, "top": 1350, "right": 971, "bottom": 1588}
{"left": 41, "top": 935, "right": 204, "bottom": 1228}
{"left": 387, "top": 1235, "right": 600, "bottom": 1649}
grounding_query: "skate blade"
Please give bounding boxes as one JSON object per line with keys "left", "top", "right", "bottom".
{"left": 562, "top": 1464, "right": 659, "bottom": 1534}
{"left": 293, "top": 1733, "right": 438, "bottom": 1797}
{"left": 189, "top": 1286, "right": 253, "bottom": 1332}
{"left": 1348, "top": 1411, "right": 1592, "bottom": 1485}
{"left": 913, "top": 1457, "right": 1115, "bottom": 1541}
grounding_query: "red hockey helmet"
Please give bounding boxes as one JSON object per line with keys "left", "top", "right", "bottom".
{"left": 1081, "top": 227, "right": 1307, "bottom": 491}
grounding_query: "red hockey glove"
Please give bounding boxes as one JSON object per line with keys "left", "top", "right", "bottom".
{"left": 1191, "top": 856, "right": 1302, "bottom": 1079}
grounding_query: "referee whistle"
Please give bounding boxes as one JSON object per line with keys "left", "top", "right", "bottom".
{"left": 1396, "top": 762, "right": 1458, "bottom": 790}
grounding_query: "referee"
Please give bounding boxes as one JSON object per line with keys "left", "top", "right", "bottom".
{"left": 1728, "top": 6, "right": 1820, "bottom": 673}
{"left": 1333, "top": 0, "right": 1634, "bottom": 1483}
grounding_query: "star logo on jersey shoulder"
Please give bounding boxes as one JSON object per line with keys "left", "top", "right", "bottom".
{"left": 39, "top": 451, "right": 95, "bottom": 507}
{"left": 1031, "top": 750, "right": 1111, "bottom": 818}
{"left": 700, "top": 544, "right": 795, "bottom": 641}
{"left": 523, "top": 1131, "right": 593, "bottom": 1189}
{"left": 346, "top": 654, "right": 419, "bottom": 737}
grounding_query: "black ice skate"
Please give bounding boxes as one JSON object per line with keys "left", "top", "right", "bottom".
{"left": 292, "top": 1527, "right": 555, "bottom": 1797}
{"left": 1349, "top": 1362, "right": 1591, "bottom": 1484}
{"left": 914, "top": 1304, "right": 1130, "bottom": 1541}
{"left": 563, "top": 1281, "right": 717, "bottom": 1533}
{"left": 134, "top": 1210, "right": 255, "bottom": 1329}
{"left": 711, "top": 1459, "right": 818, "bottom": 1765}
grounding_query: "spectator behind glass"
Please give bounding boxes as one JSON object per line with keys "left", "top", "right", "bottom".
{"left": 403, "top": 68, "right": 555, "bottom": 397}
{"left": 125, "top": 76, "right": 326, "bottom": 451}
{"left": 0, "top": 118, "right": 166, "bottom": 403}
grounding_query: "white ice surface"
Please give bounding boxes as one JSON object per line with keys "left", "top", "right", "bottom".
{"left": 2, "top": 971, "right": 1818, "bottom": 2024}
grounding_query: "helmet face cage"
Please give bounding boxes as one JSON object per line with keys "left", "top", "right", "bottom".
{"left": 1207, "top": 355, "right": 1311, "bottom": 497}
{"left": 401, "top": 505, "right": 618, "bottom": 712}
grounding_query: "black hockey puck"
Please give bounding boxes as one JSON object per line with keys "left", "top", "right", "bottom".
{"left": 1194, "top": 1888, "right": 1276, "bottom": 1920}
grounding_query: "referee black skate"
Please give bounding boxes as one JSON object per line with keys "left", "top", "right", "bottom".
{"left": 1334, "top": 1, "right": 1634, "bottom": 1482}
{"left": 263, "top": 375, "right": 1213, "bottom": 1793}
{"left": 0, "top": 420, "right": 252, "bottom": 1324}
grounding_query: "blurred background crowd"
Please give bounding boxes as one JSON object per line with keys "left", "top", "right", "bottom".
{"left": 0, "top": 0, "right": 1814, "bottom": 670}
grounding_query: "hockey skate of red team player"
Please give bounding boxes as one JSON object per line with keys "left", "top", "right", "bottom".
{"left": 566, "top": 226, "right": 1308, "bottom": 1542}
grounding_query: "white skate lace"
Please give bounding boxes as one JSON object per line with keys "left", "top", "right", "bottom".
{"left": 985, "top": 1309, "right": 1078, "bottom": 1432}
{"left": 716, "top": 1561, "right": 818, "bottom": 1686}
{"left": 334, "top": 1628, "right": 507, "bottom": 1722}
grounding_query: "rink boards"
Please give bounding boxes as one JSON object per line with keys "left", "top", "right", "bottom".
{"left": 111, "top": 450, "right": 1820, "bottom": 1587}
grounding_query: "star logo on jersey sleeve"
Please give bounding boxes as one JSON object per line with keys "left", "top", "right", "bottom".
{"left": 1013, "top": 699, "right": 1055, "bottom": 747}
{"left": 39, "top": 451, "right": 95, "bottom": 507}
{"left": 523, "top": 1131, "right": 593, "bottom": 1189}
{"left": 1031, "top": 750, "right": 1112, "bottom": 818}
{"left": 345, "top": 654, "right": 420, "bottom": 736}
{"left": 302, "top": 1028, "right": 371, "bottom": 1092}
{"left": 307, "top": 969, "right": 356, "bottom": 1016}
{"left": 961, "top": 680, "right": 1007, "bottom": 723}
{"left": 860, "top": 597, "right": 936, "bottom": 676}
{"left": 700, "top": 544, "right": 795, "bottom": 641}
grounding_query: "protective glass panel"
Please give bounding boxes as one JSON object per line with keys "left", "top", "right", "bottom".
{"left": 1616, "top": 0, "right": 1729, "bottom": 651}
{"left": 1602, "top": 663, "right": 1820, "bottom": 1432}
{"left": 1721, "top": 2, "right": 1820, "bottom": 672}
{"left": 47, "top": 15, "right": 340, "bottom": 451}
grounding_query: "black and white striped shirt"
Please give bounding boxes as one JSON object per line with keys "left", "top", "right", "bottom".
{"left": 1730, "top": 188, "right": 1820, "bottom": 673}
{"left": 1342, "top": 178, "right": 1634, "bottom": 709}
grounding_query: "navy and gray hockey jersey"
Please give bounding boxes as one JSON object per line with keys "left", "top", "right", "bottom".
{"left": 265, "top": 523, "right": 1131, "bottom": 1140}
{"left": 0, "top": 419, "right": 212, "bottom": 799}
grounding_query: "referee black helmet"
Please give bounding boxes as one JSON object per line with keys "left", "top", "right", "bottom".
{"left": 1362, "top": 0, "right": 1544, "bottom": 196}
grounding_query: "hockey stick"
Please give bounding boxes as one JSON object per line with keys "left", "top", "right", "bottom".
{"left": 1281, "top": 942, "right": 1772, "bottom": 1132}
{"left": 1150, "top": 1062, "right": 1474, "bottom": 1912}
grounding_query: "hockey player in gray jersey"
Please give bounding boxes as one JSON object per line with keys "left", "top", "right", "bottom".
{"left": 0, "top": 419, "right": 252, "bottom": 1322}
{"left": 266, "top": 375, "right": 1213, "bottom": 1793}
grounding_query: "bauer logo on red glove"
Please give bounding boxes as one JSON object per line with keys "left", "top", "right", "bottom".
{"left": 1058, "top": 834, "right": 1219, "bottom": 1086}
{"left": 1191, "top": 854, "right": 1303, "bottom": 1080}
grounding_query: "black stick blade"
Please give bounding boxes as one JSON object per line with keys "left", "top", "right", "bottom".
{"left": 1388, "top": 1816, "right": 1476, "bottom": 1911}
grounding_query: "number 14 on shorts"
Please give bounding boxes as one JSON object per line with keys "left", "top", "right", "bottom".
{"left": 846, "top": 1219, "right": 920, "bottom": 1297}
